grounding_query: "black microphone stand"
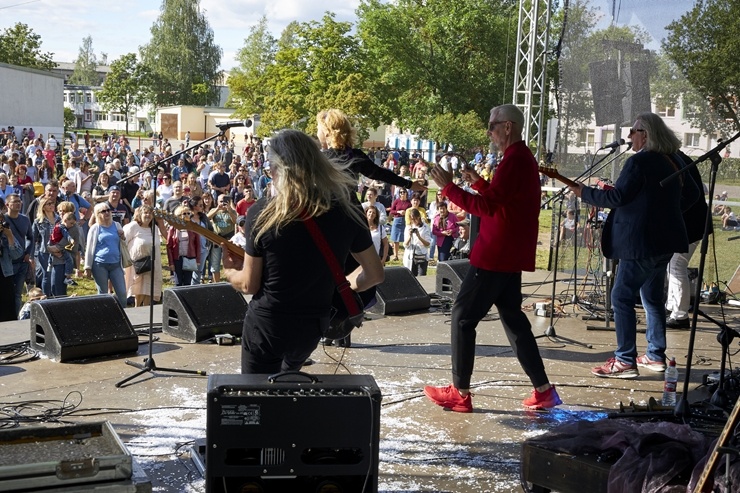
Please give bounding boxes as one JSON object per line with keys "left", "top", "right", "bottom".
{"left": 115, "top": 126, "right": 248, "bottom": 387}
{"left": 538, "top": 146, "right": 628, "bottom": 346}
{"left": 115, "top": 211, "right": 206, "bottom": 387}
{"left": 660, "top": 130, "right": 740, "bottom": 420}
{"left": 694, "top": 309, "right": 740, "bottom": 409}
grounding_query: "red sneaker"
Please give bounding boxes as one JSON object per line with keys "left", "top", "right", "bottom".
{"left": 423, "top": 384, "right": 473, "bottom": 413}
{"left": 522, "top": 385, "right": 563, "bottom": 410}
{"left": 591, "top": 357, "right": 639, "bottom": 379}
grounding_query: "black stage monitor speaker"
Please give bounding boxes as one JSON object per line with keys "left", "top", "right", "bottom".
{"left": 367, "top": 266, "right": 430, "bottom": 315}
{"left": 435, "top": 259, "right": 471, "bottom": 300}
{"left": 162, "top": 284, "right": 248, "bottom": 342}
{"left": 29, "top": 295, "right": 138, "bottom": 362}
{"left": 206, "top": 373, "right": 381, "bottom": 493}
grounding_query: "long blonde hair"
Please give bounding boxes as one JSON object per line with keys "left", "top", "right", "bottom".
{"left": 251, "top": 129, "right": 364, "bottom": 243}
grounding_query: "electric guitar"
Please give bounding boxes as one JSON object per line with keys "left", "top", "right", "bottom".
{"left": 153, "top": 208, "right": 246, "bottom": 260}
{"left": 538, "top": 166, "right": 580, "bottom": 189}
{"left": 695, "top": 395, "right": 740, "bottom": 492}
{"left": 153, "top": 208, "right": 371, "bottom": 340}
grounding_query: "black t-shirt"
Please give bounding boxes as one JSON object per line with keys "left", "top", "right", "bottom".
{"left": 245, "top": 197, "right": 372, "bottom": 318}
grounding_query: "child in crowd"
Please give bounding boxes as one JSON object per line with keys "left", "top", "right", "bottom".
{"left": 48, "top": 204, "right": 83, "bottom": 285}
{"left": 18, "top": 287, "right": 46, "bottom": 320}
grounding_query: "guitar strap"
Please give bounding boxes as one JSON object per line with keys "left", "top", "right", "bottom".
{"left": 302, "top": 214, "right": 363, "bottom": 319}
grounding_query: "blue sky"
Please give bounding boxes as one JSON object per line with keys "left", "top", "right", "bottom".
{"left": 2, "top": 0, "right": 362, "bottom": 70}
{"left": 2, "top": 0, "right": 694, "bottom": 71}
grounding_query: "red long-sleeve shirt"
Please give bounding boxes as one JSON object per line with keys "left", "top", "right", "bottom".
{"left": 442, "top": 140, "right": 540, "bottom": 272}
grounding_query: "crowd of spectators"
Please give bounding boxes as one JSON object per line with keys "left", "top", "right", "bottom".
{"left": 0, "top": 124, "right": 493, "bottom": 320}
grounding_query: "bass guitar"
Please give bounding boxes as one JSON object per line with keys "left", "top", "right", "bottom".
{"left": 538, "top": 166, "right": 580, "bottom": 189}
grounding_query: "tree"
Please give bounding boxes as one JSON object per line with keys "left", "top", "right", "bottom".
{"left": 357, "top": 0, "right": 516, "bottom": 141}
{"left": 0, "top": 23, "right": 55, "bottom": 70}
{"left": 96, "top": 54, "right": 150, "bottom": 134}
{"left": 68, "top": 36, "right": 99, "bottom": 86}
{"left": 256, "top": 13, "right": 379, "bottom": 141}
{"left": 227, "top": 16, "right": 277, "bottom": 116}
{"left": 140, "top": 0, "right": 223, "bottom": 107}
{"left": 63, "top": 107, "right": 75, "bottom": 132}
{"left": 663, "top": 0, "right": 740, "bottom": 136}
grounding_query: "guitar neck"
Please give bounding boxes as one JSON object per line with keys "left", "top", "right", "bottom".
{"left": 154, "top": 209, "right": 245, "bottom": 259}
{"left": 538, "top": 166, "right": 579, "bottom": 189}
{"left": 695, "top": 395, "right": 740, "bottom": 492}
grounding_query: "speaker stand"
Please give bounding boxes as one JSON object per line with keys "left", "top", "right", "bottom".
{"left": 116, "top": 209, "right": 206, "bottom": 388}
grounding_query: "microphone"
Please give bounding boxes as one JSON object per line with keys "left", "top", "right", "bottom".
{"left": 216, "top": 119, "right": 252, "bottom": 130}
{"left": 598, "top": 139, "right": 625, "bottom": 150}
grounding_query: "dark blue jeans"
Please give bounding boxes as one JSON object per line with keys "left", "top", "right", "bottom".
{"left": 611, "top": 254, "right": 672, "bottom": 366}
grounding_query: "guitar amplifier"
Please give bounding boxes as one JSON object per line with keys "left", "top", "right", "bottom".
{"left": 206, "top": 373, "right": 381, "bottom": 493}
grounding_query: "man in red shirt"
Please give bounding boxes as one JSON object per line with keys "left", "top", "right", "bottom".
{"left": 424, "top": 104, "right": 561, "bottom": 412}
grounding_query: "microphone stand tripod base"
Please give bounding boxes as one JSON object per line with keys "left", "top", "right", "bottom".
{"left": 115, "top": 357, "right": 206, "bottom": 388}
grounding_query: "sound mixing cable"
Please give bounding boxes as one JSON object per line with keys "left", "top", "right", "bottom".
{"left": 0, "top": 341, "right": 39, "bottom": 365}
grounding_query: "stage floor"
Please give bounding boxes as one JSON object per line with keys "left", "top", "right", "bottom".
{"left": 0, "top": 271, "right": 737, "bottom": 493}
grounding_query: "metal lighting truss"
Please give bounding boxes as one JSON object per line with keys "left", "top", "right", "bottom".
{"left": 513, "top": 0, "right": 552, "bottom": 160}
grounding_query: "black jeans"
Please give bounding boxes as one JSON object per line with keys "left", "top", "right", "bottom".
{"left": 451, "top": 267, "right": 548, "bottom": 390}
{"left": 241, "top": 308, "right": 324, "bottom": 374}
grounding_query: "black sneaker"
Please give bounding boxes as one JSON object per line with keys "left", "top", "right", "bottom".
{"left": 666, "top": 317, "right": 690, "bottom": 329}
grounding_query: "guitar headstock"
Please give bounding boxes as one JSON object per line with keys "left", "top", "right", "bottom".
{"left": 538, "top": 166, "right": 560, "bottom": 179}
{"left": 152, "top": 208, "right": 188, "bottom": 230}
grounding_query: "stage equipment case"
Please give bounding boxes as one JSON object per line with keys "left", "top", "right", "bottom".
{"left": 206, "top": 372, "right": 381, "bottom": 493}
{"left": 0, "top": 421, "right": 147, "bottom": 492}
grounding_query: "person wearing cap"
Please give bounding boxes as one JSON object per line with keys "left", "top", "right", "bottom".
{"left": 230, "top": 215, "right": 247, "bottom": 250}
{"left": 451, "top": 218, "right": 471, "bottom": 259}
{"left": 119, "top": 169, "right": 140, "bottom": 214}
{"left": 257, "top": 164, "right": 272, "bottom": 198}
{"left": 90, "top": 185, "right": 130, "bottom": 226}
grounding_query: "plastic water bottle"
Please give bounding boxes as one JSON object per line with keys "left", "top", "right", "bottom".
{"left": 662, "top": 358, "right": 678, "bottom": 406}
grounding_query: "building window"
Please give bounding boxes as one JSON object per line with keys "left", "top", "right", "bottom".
{"left": 602, "top": 130, "right": 615, "bottom": 146}
{"left": 94, "top": 112, "right": 107, "bottom": 121}
{"left": 86, "top": 93, "right": 92, "bottom": 103}
{"left": 657, "top": 103, "right": 676, "bottom": 118}
{"left": 111, "top": 114, "right": 126, "bottom": 122}
{"left": 685, "top": 133, "right": 701, "bottom": 147}
{"left": 69, "top": 93, "right": 75, "bottom": 103}
{"left": 577, "top": 129, "right": 595, "bottom": 149}
{"left": 84, "top": 109, "right": 92, "bottom": 122}
{"left": 63, "top": 93, "right": 67, "bottom": 102}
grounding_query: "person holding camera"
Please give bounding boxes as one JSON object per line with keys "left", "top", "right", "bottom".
{"left": 403, "top": 208, "right": 432, "bottom": 276}
{"left": 0, "top": 197, "right": 24, "bottom": 321}
{"left": 207, "top": 194, "right": 236, "bottom": 283}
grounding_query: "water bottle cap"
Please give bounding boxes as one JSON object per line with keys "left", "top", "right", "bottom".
{"left": 669, "top": 357, "right": 676, "bottom": 366}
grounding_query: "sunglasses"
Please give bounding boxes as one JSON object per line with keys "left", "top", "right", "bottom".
{"left": 629, "top": 128, "right": 646, "bottom": 136}
{"left": 488, "top": 120, "right": 510, "bottom": 132}
{"left": 99, "top": 209, "right": 111, "bottom": 214}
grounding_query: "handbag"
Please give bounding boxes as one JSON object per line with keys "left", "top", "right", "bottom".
{"left": 133, "top": 256, "right": 152, "bottom": 274}
{"left": 119, "top": 238, "right": 133, "bottom": 268}
{"left": 181, "top": 256, "right": 198, "bottom": 271}
{"left": 303, "top": 214, "right": 365, "bottom": 341}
